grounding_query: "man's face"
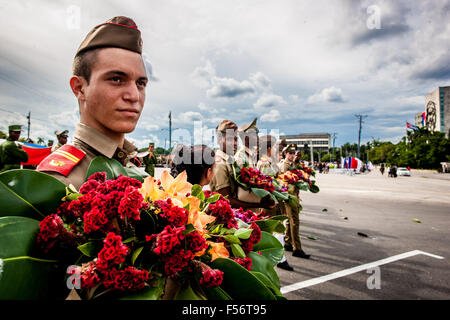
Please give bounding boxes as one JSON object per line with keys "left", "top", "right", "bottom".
{"left": 220, "top": 131, "right": 238, "bottom": 155}
{"left": 58, "top": 135, "right": 68, "bottom": 145}
{"left": 149, "top": 145, "right": 154, "bottom": 152}
{"left": 78, "top": 48, "right": 148, "bottom": 136}
{"left": 9, "top": 131, "right": 20, "bottom": 141}
{"left": 287, "top": 151, "right": 295, "bottom": 161}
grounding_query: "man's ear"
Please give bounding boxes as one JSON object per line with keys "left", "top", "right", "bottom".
{"left": 70, "top": 76, "right": 87, "bottom": 101}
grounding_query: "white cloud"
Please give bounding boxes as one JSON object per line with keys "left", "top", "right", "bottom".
{"left": 207, "top": 77, "right": 255, "bottom": 99}
{"left": 250, "top": 72, "right": 271, "bottom": 89}
{"left": 307, "top": 87, "right": 346, "bottom": 104}
{"left": 260, "top": 109, "right": 281, "bottom": 123}
{"left": 253, "top": 93, "right": 286, "bottom": 109}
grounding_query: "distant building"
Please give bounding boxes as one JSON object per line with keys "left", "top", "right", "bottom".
{"left": 424, "top": 86, "right": 450, "bottom": 136}
{"left": 279, "top": 133, "right": 330, "bottom": 152}
{"left": 415, "top": 111, "right": 425, "bottom": 128}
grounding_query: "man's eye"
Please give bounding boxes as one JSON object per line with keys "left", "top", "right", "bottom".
{"left": 137, "top": 80, "right": 147, "bottom": 87}
{"left": 110, "top": 76, "right": 122, "bottom": 83}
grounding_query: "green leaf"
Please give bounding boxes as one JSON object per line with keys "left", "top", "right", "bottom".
{"left": 131, "top": 247, "right": 144, "bottom": 266}
{"left": 182, "top": 224, "right": 196, "bottom": 235}
{"left": 230, "top": 243, "right": 245, "bottom": 258}
{"left": 123, "top": 237, "right": 137, "bottom": 244}
{"left": 119, "top": 277, "right": 165, "bottom": 300}
{"left": 191, "top": 184, "right": 204, "bottom": 201}
{"left": 309, "top": 184, "right": 320, "bottom": 193}
{"left": 0, "top": 169, "right": 66, "bottom": 220}
{"left": 272, "top": 190, "right": 289, "bottom": 201}
{"left": 85, "top": 157, "right": 128, "bottom": 181}
{"left": 77, "top": 241, "right": 102, "bottom": 258}
{"left": 251, "top": 271, "right": 283, "bottom": 298}
{"left": 124, "top": 166, "right": 148, "bottom": 182}
{"left": 236, "top": 219, "right": 250, "bottom": 229}
{"left": 205, "top": 194, "right": 221, "bottom": 204}
{"left": 201, "top": 285, "right": 233, "bottom": 300}
{"left": 174, "top": 281, "right": 204, "bottom": 300}
{"left": 224, "top": 235, "right": 242, "bottom": 245}
{"left": 0, "top": 216, "right": 40, "bottom": 258}
{"left": 234, "top": 228, "right": 252, "bottom": 240}
{"left": 254, "top": 217, "right": 286, "bottom": 234}
{"left": 0, "top": 256, "right": 62, "bottom": 300}
{"left": 250, "top": 187, "right": 270, "bottom": 199}
{"left": 210, "top": 258, "right": 276, "bottom": 300}
{"left": 248, "top": 252, "right": 280, "bottom": 288}
{"left": 252, "top": 231, "right": 284, "bottom": 266}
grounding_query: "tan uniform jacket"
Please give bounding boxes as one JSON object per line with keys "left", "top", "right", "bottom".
{"left": 209, "top": 149, "right": 237, "bottom": 198}
{"left": 234, "top": 146, "right": 257, "bottom": 169}
{"left": 257, "top": 155, "right": 279, "bottom": 176}
{"left": 42, "top": 123, "right": 138, "bottom": 189}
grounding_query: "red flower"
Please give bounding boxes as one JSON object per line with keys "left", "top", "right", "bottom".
{"left": 118, "top": 186, "right": 144, "bottom": 221}
{"left": 87, "top": 172, "right": 107, "bottom": 183}
{"left": 83, "top": 207, "right": 112, "bottom": 234}
{"left": 209, "top": 199, "right": 238, "bottom": 229}
{"left": 185, "top": 230, "right": 208, "bottom": 253}
{"left": 164, "top": 249, "right": 193, "bottom": 278}
{"left": 80, "top": 262, "right": 100, "bottom": 289}
{"left": 240, "top": 222, "right": 261, "bottom": 255}
{"left": 232, "top": 257, "right": 252, "bottom": 271}
{"left": 162, "top": 205, "right": 189, "bottom": 227}
{"left": 36, "top": 214, "right": 65, "bottom": 252}
{"left": 96, "top": 232, "right": 129, "bottom": 271}
{"left": 103, "top": 267, "right": 149, "bottom": 291}
{"left": 199, "top": 268, "right": 224, "bottom": 288}
{"left": 153, "top": 225, "right": 186, "bottom": 256}
{"left": 79, "top": 179, "right": 99, "bottom": 194}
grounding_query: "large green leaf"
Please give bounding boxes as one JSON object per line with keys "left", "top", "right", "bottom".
{"left": 251, "top": 271, "right": 283, "bottom": 298}
{"left": 210, "top": 258, "right": 276, "bottom": 300}
{"left": 254, "top": 216, "right": 287, "bottom": 234}
{"left": 248, "top": 251, "right": 280, "bottom": 288}
{"left": 119, "top": 277, "right": 165, "bottom": 300}
{"left": 124, "top": 167, "right": 149, "bottom": 182}
{"left": 0, "top": 216, "right": 40, "bottom": 258}
{"left": 201, "top": 285, "right": 233, "bottom": 300}
{"left": 252, "top": 231, "right": 284, "bottom": 266}
{"left": 0, "top": 170, "right": 66, "bottom": 220}
{"left": 85, "top": 157, "right": 128, "bottom": 181}
{"left": 174, "top": 281, "right": 205, "bottom": 300}
{"left": 0, "top": 256, "right": 62, "bottom": 300}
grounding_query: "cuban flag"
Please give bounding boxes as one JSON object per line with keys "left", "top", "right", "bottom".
{"left": 406, "top": 122, "right": 418, "bottom": 130}
{"left": 19, "top": 142, "right": 52, "bottom": 166}
{"left": 422, "top": 112, "right": 426, "bottom": 126}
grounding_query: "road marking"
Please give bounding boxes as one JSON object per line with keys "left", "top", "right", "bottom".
{"left": 280, "top": 250, "right": 444, "bottom": 294}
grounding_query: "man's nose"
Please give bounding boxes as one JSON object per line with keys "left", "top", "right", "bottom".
{"left": 123, "top": 83, "right": 140, "bottom": 102}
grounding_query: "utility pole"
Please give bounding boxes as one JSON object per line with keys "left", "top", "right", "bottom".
{"left": 310, "top": 140, "right": 314, "bottom": 164}
{"left": 26, "top": 111, "right": 31, "bottom": 140}
{"left": 168, "top": 111, "right": 172, "bottom": 151}
{"left": 355, "top": 114, "right": 368, "bottom": 159}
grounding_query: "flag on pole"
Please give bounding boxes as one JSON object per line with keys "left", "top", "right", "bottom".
{"left": 19, "top": 142, "right": 52, "bottom": 166}
{"left": 406, "top": 122, "right": 418, "bottom": 130}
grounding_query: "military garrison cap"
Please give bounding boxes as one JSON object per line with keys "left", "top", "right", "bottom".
{"left": 8, "top": 125, "right": 22, "bottom": 132}
{"left": 149, "top": 142, "right": 154, "bottom": 147}
{"left": 75, "top": 16, "right": 143, "bottom": 57}
{"left": 239, "top": 118, "right": 258, "bottom": 133}
{"left": 282, "top": 144, "right": 296, "bottom": 153}
{"left": 216, "top": 120, "right": 238, "bottom": 133}
{"left": 55, "top": 130, "right": 69, "bottom": 137}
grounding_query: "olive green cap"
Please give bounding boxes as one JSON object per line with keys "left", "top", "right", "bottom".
{"left": 75, "top": 16, "right": 143, "bottom": 57}
{"left": 8, "top": 125, "right": 22, "bottom": 132}
{"left": 149, "top": 142, "right": 155, "bottom": 147}
{"left": 55, "top": 130, "right": 69, "bottom": 137}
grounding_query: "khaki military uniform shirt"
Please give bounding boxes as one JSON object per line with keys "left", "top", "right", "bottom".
{"left": 257, "top": 155, "right": 279, "bottom": 176}
{"left": 209, "top": 149, "right": 236, "bottom": 198}
{"left": 278, "top": 158, "right": 295, "bottom": 174}
{"left": 43, "top": 123, "right": 138, "bottom": 190}
{"left": 51, "top": 143, "right": 63, "bottom": 153}
{"left": 234, "top": 146, "right": 257, "bottom": 168}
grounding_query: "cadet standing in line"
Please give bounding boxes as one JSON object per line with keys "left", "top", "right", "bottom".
{"left": 51, "top": 130, "right": 69, "bottom": 152}
{"left": 235, "top": 118, "right": 259, "bottom": 168}
{"left": 210, "top": 120, "right": 275, "bottom": 211}
{"left": 37, "top": 16, "right": 148, "bottom": 189}
{"left": 0, "top": 125, "right": 29, "bottom": 172}
{"left": 142, "top": 142, "right": 157, "bottom": 176}
{"left": 257, "top": 135, "right": 294, "bottom": 271}
{"left": 278, "top": 144, "right": 311, "bottom": 259}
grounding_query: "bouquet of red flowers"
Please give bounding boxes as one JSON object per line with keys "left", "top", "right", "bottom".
{"left": 277, "top": 168, "right": 319, "bottom": 194}
{"left": 0, "top": 158, "right": 288, "bottom": 300}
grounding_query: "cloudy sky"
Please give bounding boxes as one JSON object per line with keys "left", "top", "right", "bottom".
{"left": 0, "top": 0, "right": 449, "bottom": 149}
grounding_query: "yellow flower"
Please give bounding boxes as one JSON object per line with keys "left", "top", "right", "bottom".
{"left": 208, "top": 242, "right": 230, "bottom": 261}
{"left": 139, "top": 176, "right": 165, "bottom": 201}
{"left": 160, "top": 170, "right": 192, "bottom": 203}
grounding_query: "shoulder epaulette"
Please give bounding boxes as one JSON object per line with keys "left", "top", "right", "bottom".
{"left": 37, "top": 145, "right": 86, "bottom": 177}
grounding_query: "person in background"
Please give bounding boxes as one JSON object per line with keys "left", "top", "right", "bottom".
{"left": 51, "top": 130, "right": 69, "bottom": 152}
{"left": 0, "top": 125, "right": 29, "bottom": 172}
{"left": 170, "top": 144, "right": 216, "bottom": 186}
{"left": 143, "top": 142, "right": 157, "bottom": 177}
{"left": 235, "top": 118, "right": 259, "bottom": 169}
{"left": 257, "top": 135, "right": 294, "bottom": 271}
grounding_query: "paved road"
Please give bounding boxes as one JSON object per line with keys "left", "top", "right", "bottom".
{"left": 154, "top": 168, "right": 450, "bottom": 299}
{"left": 278, "top": 170, "right": 450, "bottom": 300}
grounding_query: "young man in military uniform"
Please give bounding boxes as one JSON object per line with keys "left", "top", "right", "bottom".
{"left": 210, "top": 120, "right": 275, "bottom": 211}
{"left": 257, "top": 135, "right": 294, "bottom": 271}
{"left": 51, "top": 130, "right": 69, "bottom": 152}
{"left": 142, "top": 142, "right": 157, "bottom": 176}
{"left": 0, "top": 125, "right": 29, "bottom": 172}
{"left": 278, "top": 144, "right": 311, "bottom": 259}
{"left": 37, "top": 16, "right": 148, "bottom": 189}
{"left": 235, "top": 118, "right": 259, "bottom": 169}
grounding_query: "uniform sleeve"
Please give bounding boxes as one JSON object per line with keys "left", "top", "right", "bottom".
{"left": 210, "top": 162, "right": 233, "bottom": 191}
{"left": 5, "top": 142, "right": 29, "bottom": 163}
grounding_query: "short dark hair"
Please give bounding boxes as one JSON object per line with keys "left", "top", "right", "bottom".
{"left": 72, "top": 49, "right": 99, "bottom": 84}
{"left": 170, "top": 145, "right": 215, "bottom": 185}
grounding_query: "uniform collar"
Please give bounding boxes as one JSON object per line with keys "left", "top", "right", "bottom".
{"left": 74, "top": 123, "right": 137, "bottom": 159}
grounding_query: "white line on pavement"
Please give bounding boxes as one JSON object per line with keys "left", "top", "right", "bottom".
{"left": 280, "top": 250, "right": 444, "bottom": 294}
